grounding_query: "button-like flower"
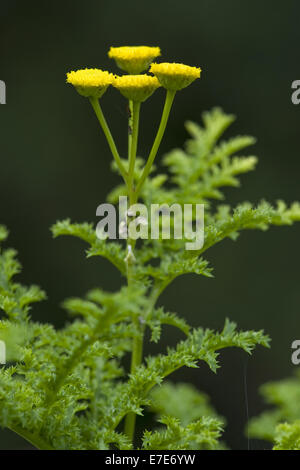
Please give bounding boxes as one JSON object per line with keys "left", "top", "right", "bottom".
{"left": 108, "top": 46, "right": 161, "bottom": 74}
{"left": 150, "top": 63, "right": 201, "bottom": 91}
{"left": 113, "top": 75, "right": 160, "bottom": 102}
{"left": 66, "top": 69, "right": 115, "bottom": 98}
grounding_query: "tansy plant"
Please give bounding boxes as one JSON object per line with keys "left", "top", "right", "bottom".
{"left": 0, "top": 45, "right": 300, "bottom": 450}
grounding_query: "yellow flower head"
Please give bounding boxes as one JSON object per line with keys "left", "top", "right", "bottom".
{"left": 108, "top": 46, "right": 161, "bottom": 74}
{"left": 113, "top": 75, "right": 160, "bottom": 102}
{"left": 66, "top": 69, "right": 115, "bottom": 98}
{"left": 150, "top": 62, "right": 201, "bottom": 91}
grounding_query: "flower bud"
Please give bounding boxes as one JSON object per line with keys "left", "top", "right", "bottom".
{"left": 66, "top": 69, "right": 115, "bottom": 98}
{"left": 113, "top": 75, "right": 160, "bottom": 102}
{"left": 108, "top": 46, "right": 161, "bottom": 74}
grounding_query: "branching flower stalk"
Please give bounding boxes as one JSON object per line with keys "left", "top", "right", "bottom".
{"left": 89, "top": 97, "right": 128, "bottom": 184}
{"left": 136, "top": 89, "right": 176, "bottom": 195}
{"left": 67, "top": 52, "right": 201, "bottom": 443}
{"left": 124, "top": 98, "right": 141, "bottom": 440}
{"left": 76, "top": 54, "right": 200, "bottom": 441}
{"left": 66, "top": 50, "right": 202, "bottom": 443}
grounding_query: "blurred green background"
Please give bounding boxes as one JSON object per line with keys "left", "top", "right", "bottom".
{"left": 0, "top": 0, "right": 299, "bottom": 450}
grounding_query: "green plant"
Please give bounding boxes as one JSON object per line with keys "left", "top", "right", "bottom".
{"left": 0, "top": 47, "right": 299, "bottom": 450}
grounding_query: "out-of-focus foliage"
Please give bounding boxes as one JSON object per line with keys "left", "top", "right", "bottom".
{"left": 248, "top": 371, "right": 300, "bottom": 449}
{"left": 148, "top": 382, "right": 227, "bottom": 449}
{"left": 273, "top": 422, "right": 300, "bottom": 450}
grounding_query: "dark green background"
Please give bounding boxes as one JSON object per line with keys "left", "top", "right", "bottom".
{"left": 0, "top": 0, "right": 299, "bottom": 450}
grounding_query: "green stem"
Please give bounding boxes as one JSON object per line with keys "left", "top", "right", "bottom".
{"left": 128, "top": 101, "right": 141, "bottom": 192}
{"left": 128, "top": 100, "right": 133, "bottom": 162}
{"left": 123, "top": 100, "right": 142, "bottom": 444}
{"left": 118, "top": 284, "right": 166, "bottom": 436}
{"left": 123, "top": 91, "right": 176, "bottom": 442}
{"left": 89, "top": 97, "right": 128, "bottom": 184}
{"left": 136, "top": 89, "right": 176, "bottom": 196}
{"left": 124, "top": 320, "right": 144, "bottom": 441}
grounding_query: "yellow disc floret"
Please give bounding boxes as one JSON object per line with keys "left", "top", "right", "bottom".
{"left": 66, "top": 69, "right": 115, "bottom": 98}
{"left": 108, "top": 46, "right": 161, "bottom": 74}
{"left": 150, "top": 63, "right": 201, "bottom": 91}
{"left": 113, "top": 75, "right": 160, "bottom": 102}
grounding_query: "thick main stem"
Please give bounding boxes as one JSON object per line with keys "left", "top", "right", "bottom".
{"left": 123, "top": 320, "right": 144, "bottom": 441}
{"left": 136, "top": 89, "right": 176, "bottom": 196}
{"left": 89, "top": 97, "right": 128, "bottom": 184}
{"left": 124, "top": 92, "right": 177, "bottom": 442}
{"left": 124, "top": 100, "right": 142, "bottom": 443}
{"left": 123, "top": 284, "right": 164, "bottom": 442}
